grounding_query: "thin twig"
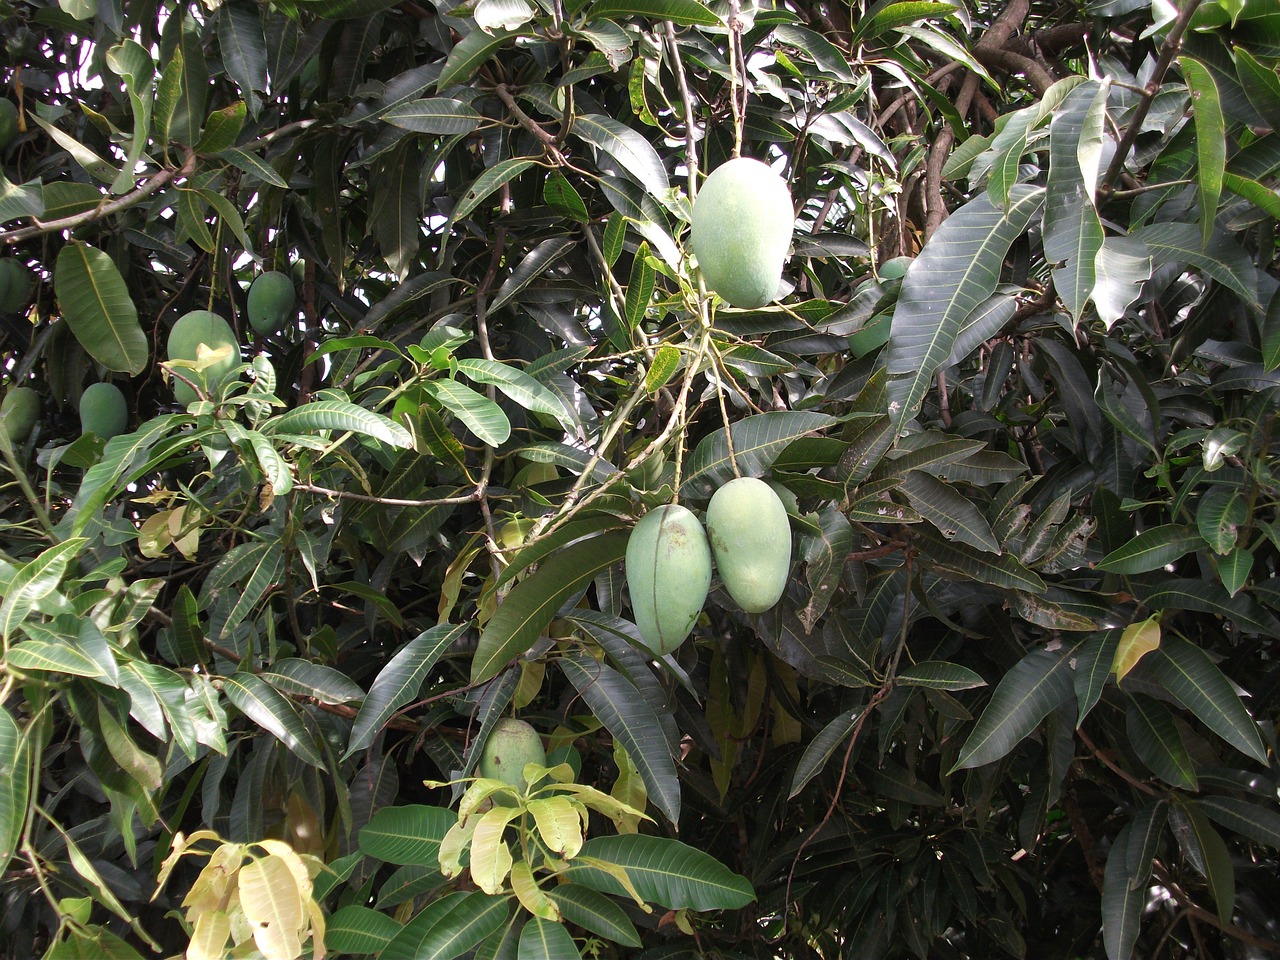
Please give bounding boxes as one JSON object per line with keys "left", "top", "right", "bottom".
{"left": 665, "top": 21, "right": 700, "bottom": 200}
{"left": 1100, "top": 0, "right": 1204, "bottom": 194}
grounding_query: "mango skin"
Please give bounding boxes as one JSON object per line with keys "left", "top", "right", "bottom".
{"left": 706, "top": 476, "right": 792, "bottom": 613}
{"left": 480, "top": 718, "right": 547, "bottom": 801}
{"left": 690, "top": 157, "right": 794, "bottom": 309}
{"left": 80, "top": 382, "right": 129, "bottom": 440}
{"left": 167, "top": 310, "right": 241, "bottom": 406}
{"left": 0, "top": 258, "right": 33, "bottom": 314}
{"left": 247, "top": 270, "right": 296, "bottom": 335}
{"left": 0, "top": 387, "right": 40, "bottom": 442}
{"left": 625, "top": 503, "right": 712, "bottom": 655}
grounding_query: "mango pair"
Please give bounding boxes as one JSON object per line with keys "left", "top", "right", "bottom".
{"left": 625, "top": 477, "right": 792, "bottom": 656}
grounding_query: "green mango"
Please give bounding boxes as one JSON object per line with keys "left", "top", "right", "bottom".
{"left": 690, "top": 157, "right": 794, "bottom": 309}
{"left": 625, "top": 503, "right": 712, "bottom": 655}
{"left": 706, "top": 476, "right": 792, "bottom": 613}
{"left": 479, "top": 718, "right": 547, "bottom": 801}
{"left": 79, "top": 382, "right": 128, "bottom": 440}
{"left": 247, "top": 270, "right": 296, "bottom": 335}
{"left": 0, "top": 387, "right": 40, "bottom": 442}
{"left": 0, "top": 258, "right": 33, "bottom": 314}
{"left": 166, "top": 310, "right": 241, "bottom": 406}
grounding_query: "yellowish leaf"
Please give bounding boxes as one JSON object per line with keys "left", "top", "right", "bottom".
{"left": 186, "top": 910, "right": 231, "bottom": 960}
{"left": 438, "top": 819, "right": 475, "bottom": 879}
{"left": 252, "top": 840, "right": 314, "bottom": 902}
{"left": 238, "top": 855, "right": 305, "bottom": 960}
{"left": 526, "top": 796, "right": 584, "bottom": 858}
{"left": 470, "top": 806, "right": 520, "bottom": 894}
{"left": 182, "top": 844, "right": 245, "bottom": 916}
{"left": 610, "top": 742, "right": 647, "bottom": 834}
{"left": 510, "top": 859, "right": 559, "bottom": 920}
{"left": 1113, "top": 616, "right": 1161, "bottom": 682}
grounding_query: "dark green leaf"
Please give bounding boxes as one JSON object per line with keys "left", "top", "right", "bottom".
{"left": 472, "top": 531, "right": 629, "bottom": 683}
{"left": 54, "top": 242, "right": 148, "bottom": 375}
{"left": 563, "top": 835, "right": 756, "bottom": 910}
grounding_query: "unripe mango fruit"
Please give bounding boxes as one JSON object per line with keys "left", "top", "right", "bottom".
{"left": 706, "top": 476, "right": 792, "bottom": 613}
{"left": 0, "top": 387, "right": 40, "bottom": 442}
{"left": 167, "top": 310, "right": 241, "bottom": 406}
{"left": 79, "top": 382, "right": 128, "bottom": 440}
{"left": 480, "top": 718, "right": 547, "bottom": 798}
{"left": 247, "top": 271, "right": 296, "bottom": 335}
{"left": 625, "top": 503, "right": 712, "bottom": 655}
{"left": 690, "top": 157, "right": 794, "bottom": 309}
{"left": 0, "top": 258, "right": 33, "bottom": 314}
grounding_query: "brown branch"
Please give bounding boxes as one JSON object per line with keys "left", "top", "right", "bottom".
{"left": 0, "top": 151, "right": 198, "bottom": 244}
{"left": 1100, "top": 0, "right": 1204, "bottom": 194}
{"left": 494, "top": 84, "right": 565, "bottom": 162}
{"left": 974, "top": 47, "right": 1055, "bottom": 96}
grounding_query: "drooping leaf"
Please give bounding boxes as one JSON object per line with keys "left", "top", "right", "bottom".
{"left": 885, "top": 186, "right": 1045, "bottom": 428}
{"left": 1179, "top": 56, "right": 1225, "bottom": 248}
{"left": 54, "top": 242, "right": 148, "bottom": 375}
{"left": 543, "top": 885, "right": 642, "bottom": 948}
{"left": 472, "top": 531, "right": 629, "bottom": 683}
{"left": 1143, "top": 635, "right": 1268, "bottom": 765}
{"left": 222, "top": 673, "right": 325, "bottom": 767}
{"left": 952, "top": 647, "right": 1075, "bottom": 771}
{"left": 345, "top": 623, "right": 470, "bottom": 758}
{"left": 560, "top": 652, "right": 680, "bottom": 823}
{"left": 0, "top": 708, "right": 31, "bottom": 867}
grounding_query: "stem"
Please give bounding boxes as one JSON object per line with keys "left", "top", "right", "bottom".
{"left": 1100, "top": 0, "right": 1204, "bottom": 193}
{"left": 0, "top": 151, "right": 197, "bottom": 245}
{"left": 665, "top": 22, "right": 700, "bottom": 201}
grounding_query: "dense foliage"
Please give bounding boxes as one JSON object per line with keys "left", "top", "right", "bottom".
{"left": 2, "top": 0, "right": 1280, "bottom": 956}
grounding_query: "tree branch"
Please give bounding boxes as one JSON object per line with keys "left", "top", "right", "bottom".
{"left": 1100, "top": 0, "right": 1204, "bottom": 194}
{"left": 0, "top": 151, "right": 198, "bottom": 245}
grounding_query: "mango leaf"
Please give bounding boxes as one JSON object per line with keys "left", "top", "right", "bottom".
{"left": 1044, "top": 81, "right": 1106, "bottom": 324}
{"left": 897, "top": 661, "right": 986, "bottom": 690}
{"left": 222, "top": 673, "right": 325, "bottom": 767}
{"left": 951, "top": 647, "right": 1075, "bottom": 771}
{"left": 562, "top": 834, "right": 755, "bottom": 910}
{"left": 428, "top": 378, "right": 512, "bottom": 447}
{"left": 1198, "top": 795, "right": 1280, "bottom": 849}
{"left": 265, "top": 400, "right": 413, "bottom": 449}
{"left": 681, "top": 411, "right": 836, "bottom": 497}
{"left": 0, "top": 707, "right": 30, "bottom": 867}
{"left": 1097, "top": 524, "right": 1201, "bottom": 574}
{"left": 0, "top": 175, "right": 44, "bottom": 224}
{"left": 358, "top": 804, "right": 454, "bottom": 865}
{"left": 447, "top": 157, "right": 539, "bottom": 226}
{"left": 517, "top": 917, "right": 580, "bottom": 960}
{"left": 1092, "top": 235, "right": 1152, "bottom": 328}
{"left": 345, "top": 622, "right": 470, "bottom": 758}
{"left": 885, "top": 186, "right": 1045, "bottom": 428}
{"left": 261, "top": 659, "right": 364, "bottom": 704}
{"left": 1102, "top": 821, "right": 1143, "bottom": 960}
{"left": 217, "top": 5, "right": 267, "bottom": 114}
{"left": 239, "top": 855, "right": 305, "bottom": 960}
{"left": 1235, "top": 47, "right": 1280, "bottom": 133}
{"left": 1173, "top": 801, "right": 1235, "bottom": 927}
{"left": 384, "top": 97, "right": 482, "bottom": 134}
{"left": 0, "top": 538, "right": 87, "bottom": 642}
{"left": 1133, "top": 221, "right": 1261, "bottom": 312}
{"left": 899, "top": 471, "right": 999, "bottom": 553}
{"left": 54, "top": 242, "right": 148, "bottom": 375}
{"left": 913, "top": 527, "right": 1046, "bottom": 594}
{"left": 295, "top": 0, "right": 402, "bottom": 17}
{"left": 472, "top": 531, "right": 629, "bottom": 683}
{"left": 385, "top": 890, "right": 510, "bottom": 960}
{"left": 1144, "top": 635, "right": 1268, "bottom": 765}
{"left": 327, "top": 905, "right": 403, "bottom": 956}
{"left": 1127, "top": 694, "right": 1197, "bottom": 790}
{"left": 543, "top": 885, "right": 642, "bottom": 948}
{"left": 1180, "top": 56, "right": 1225, "bottom": 248}
{"left": 438, "top": 28, "right": 519, "bottom": 92}
{"left": 1112, "top": 616, "right": 1161, "bottom": 682}
{"left": 788, "top": 707, "right": 859, "bottom": 799}
{"left": 574, "top": 115, "right": 669, "bottom": 198}
{"left": 560, "top": 652, "right": 680, "bottom": 823}
{"left": 587, "top": 0, "right": 718, "bottom": 25}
